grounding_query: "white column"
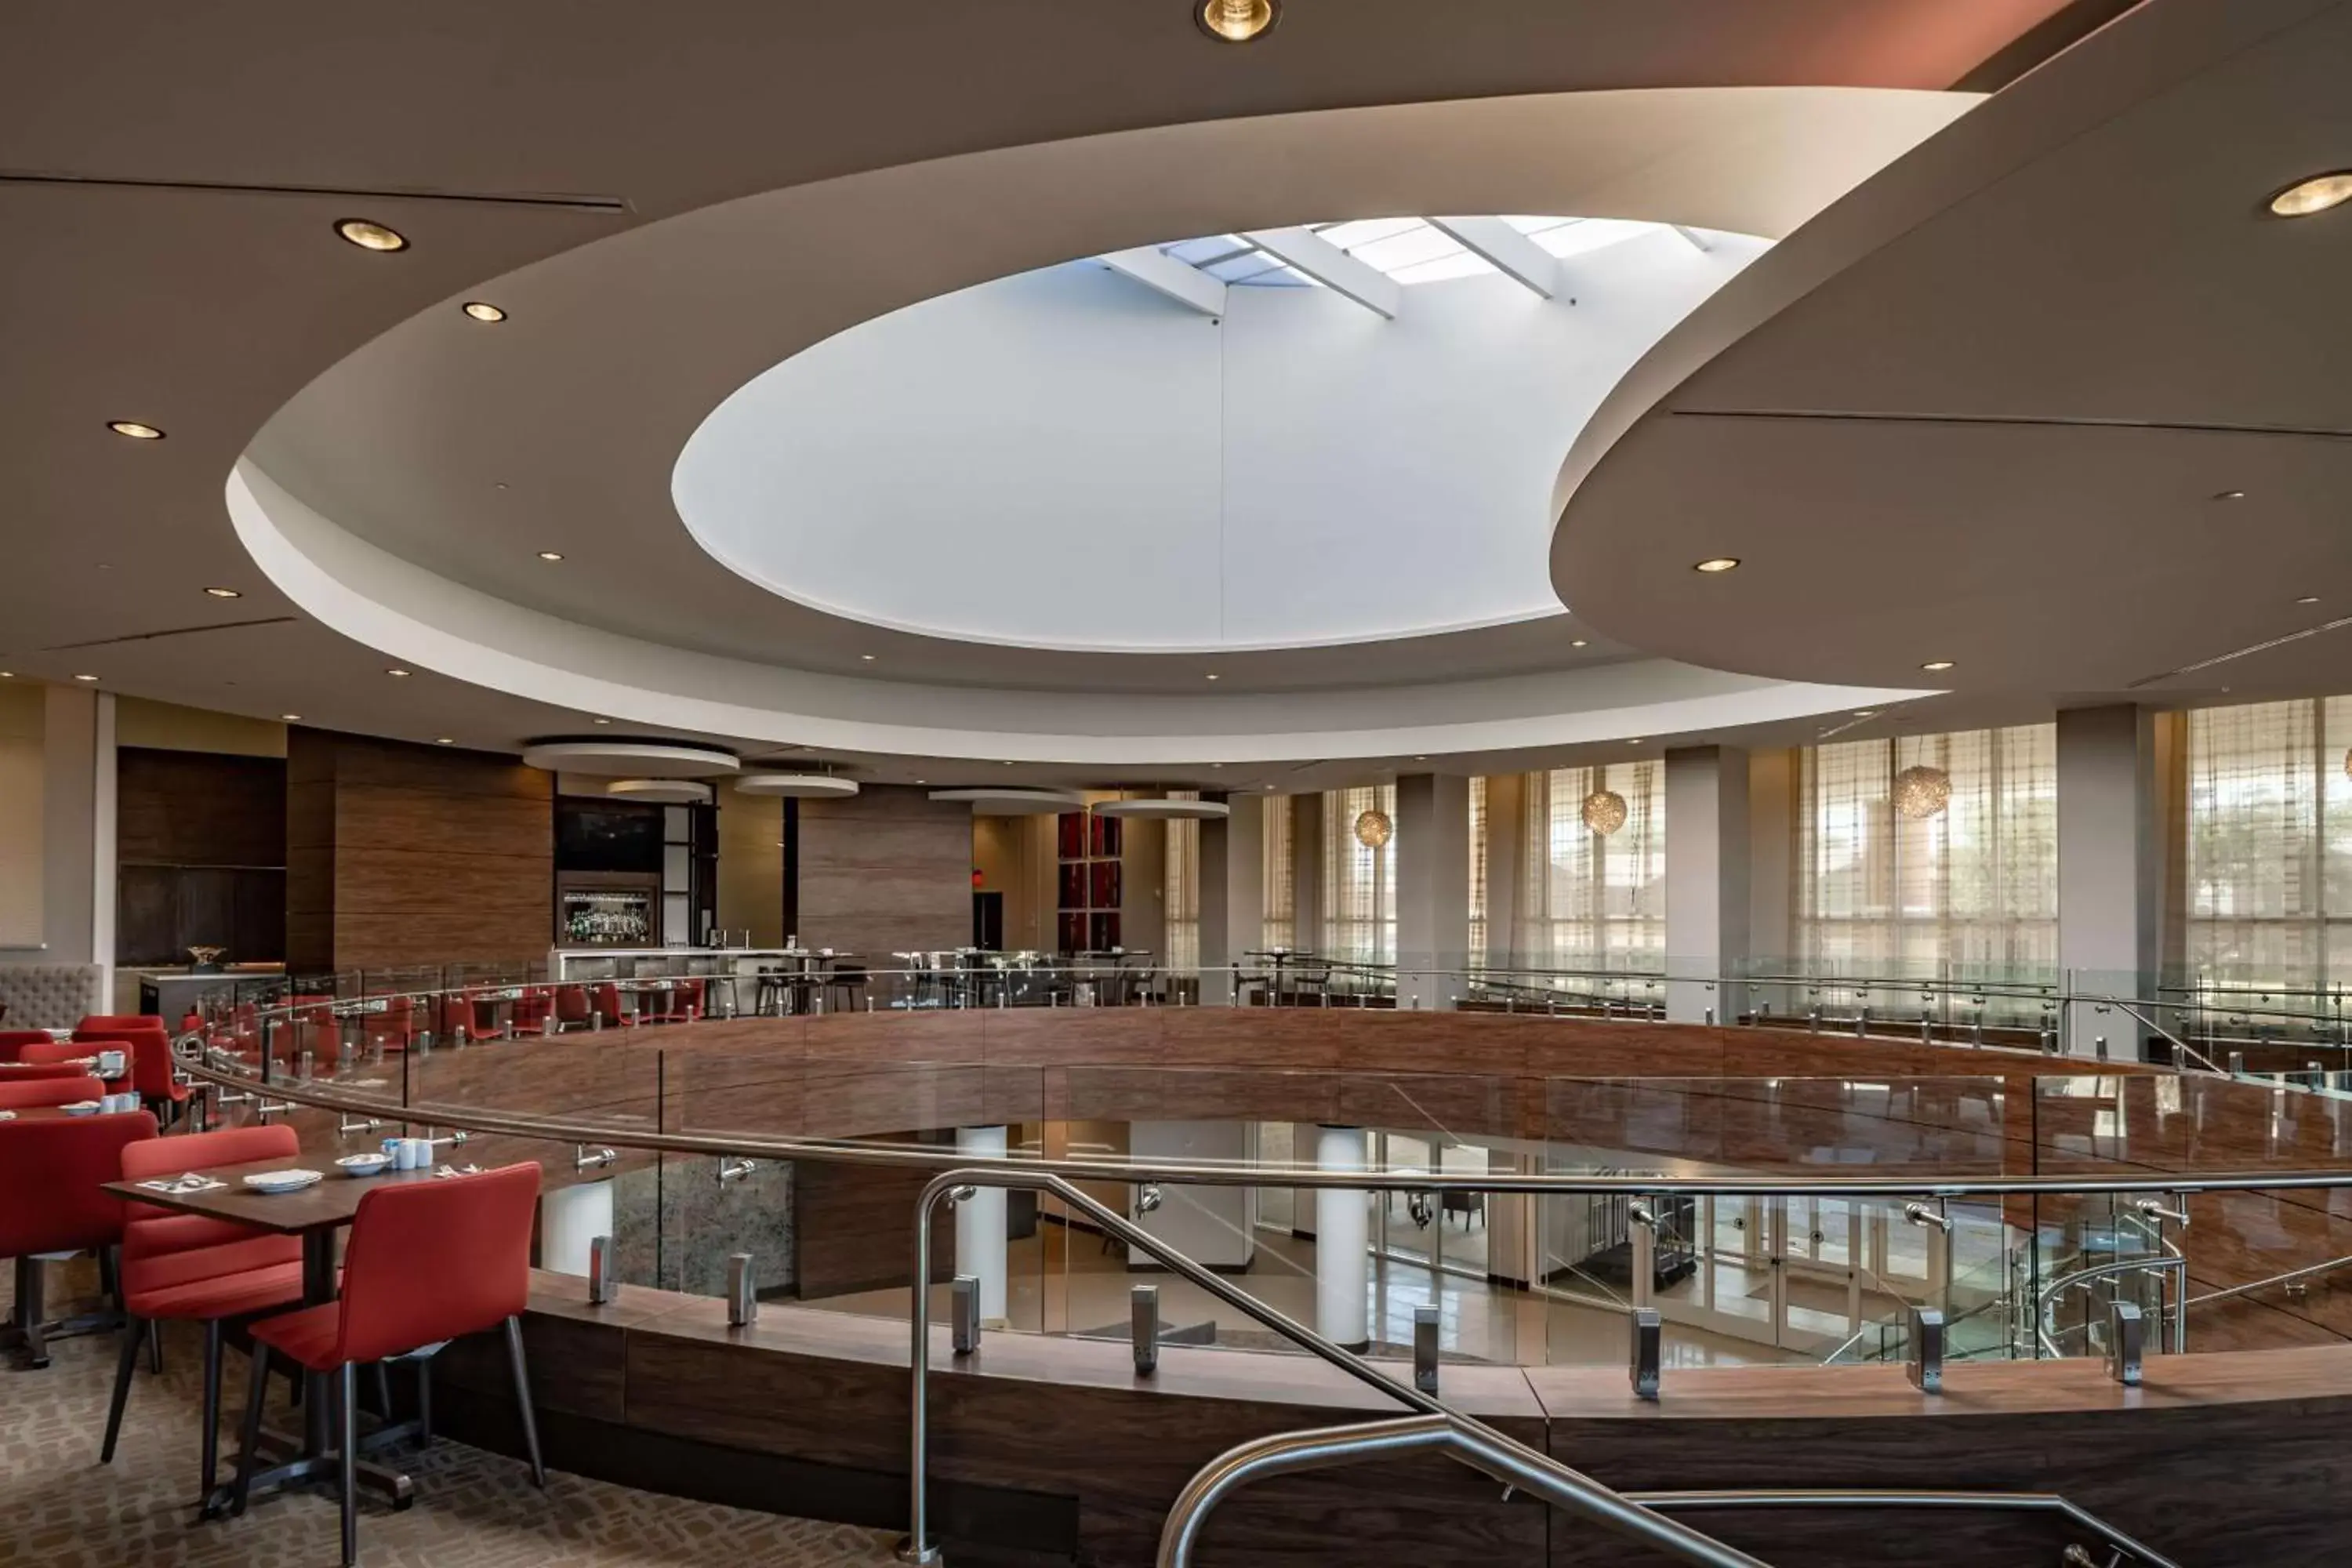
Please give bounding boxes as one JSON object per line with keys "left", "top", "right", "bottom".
{"left": 42, "top": 686, "right": 116, "bottom": 991}
{"left": 1395, "top": 773, "right": 1470, "bottom": 1007}
{"left": 955, "top": 1125, "right": 1010, "bottom": 1324}
{"left": 539, "top": 1180, "right": 616, "bottom": 1276}
{"left": 1664, "top": 746, "right": 1749, "bottom": 1024}
{"left": 1313, "top": 1124, "right": 1370, "bottom": 1351}
{"left": 2057, "top": 705, "right": 2160, "bottom": 1060}
{"left": 1197, "top": 794, "right": 1262, "bottom": 1004}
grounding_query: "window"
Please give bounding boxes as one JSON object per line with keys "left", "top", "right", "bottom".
{"left": 1322, "top": 785, "right": 1396, "bottom": 965}
{"left": 1791, "top": 725, "right": 2057, "bottom": 983}
{"left": 2184, "top": 696, "right": 2352, "bottom": 993}
{"left": 1519, "top": 765, "right": 1666, "bottom": 970}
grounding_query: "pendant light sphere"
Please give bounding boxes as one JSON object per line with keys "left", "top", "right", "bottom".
{"left": 1581, "top": 789, "right": 1629, "bottom": 837}
{"left": 1353, "top": 808, "right": 1393, "bottom": 849}
{"left": 1893, "top": 764, "right": 1954, "bottom": 821}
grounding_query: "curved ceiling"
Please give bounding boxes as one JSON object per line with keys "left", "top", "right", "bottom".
{"left": 1552, "top": 0, "right": 2352, "bottom": 706}
{"left": 0, "top": 0, "right": 2130, "bottom": 777}
{"left": 671, "top": 222, "right": 1769, "bottom": 654}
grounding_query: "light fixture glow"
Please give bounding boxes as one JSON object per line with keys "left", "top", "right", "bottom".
{"left": 2269, "top": 172, "right": 2352, "bottom": 218}
{"left": 336, "top": 218, "right": 408, "bottom": 252}
{"left": 1353, "top": 808, "right": 1393, "bottom": 849}
{"left": 1581, "top": 789, "right": 1628, "bottom": 837}
{"left": 1894, "top": 764, "right": 1953, "bottom": 820}
{"left": 1693, "top": 557, "right": 1741, "bottom": 574}
{"left": 1921, "top": 660, "right": 1955, "bottom": 672}
{"left": 2297, "top": 596, "right": 2321, "bottom": 606}
{"left": 280, "top": 713, "right": 302, "bottom": 722}
{"left": 1205, "top": 673, "right": 1220, "bottom": 681}
{"left": 536, "top": 550, "right": 564, "bottom": 562}
{"left": 1570, "top": 639, "right": 1589, "bottom": 648}
{"left": 1853, "top": 710, "right": 1878, "bottom": 718}
{"left": 460, "top": 301, "right": 506, "bottom": 323}
{"left": 204, "top": 586, "right": 241, "bottom": 599}
{"left": 73, "top": 673, "right": 99, "bottom": 683}
{"left": 435, "top": 737, "right": 455, "bottom": 746}
{"left": 592, "top": 717, "right": 613, "bottom": 725}
{"left": 1198, "top": 0, "right": 1277, "bottom": 42}
{"left": 386, "top": 667, "right": 411, "bottom": 677}
{"left": 2213, "top": 489, "right": 2247, "bottom": 502}
{"left": 861, "top": 654, "right": 876, "bottom": 662}
{"left": 107, "top": 420, "right": 165, "bottom": 441}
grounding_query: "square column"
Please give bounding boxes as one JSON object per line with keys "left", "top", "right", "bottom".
{"left": 1396, "top": 773, "right": 1469, "bottom": 1007}
{"left": 1197, "top": 793, "right": 1262, "bottom": 1003}
{"left": 1290, "top": 793, "right": 1323, "bottom": 951}
{"left": 1664, "top": 746, "right": 1748, "bottom": 1025}
{"left": 2056, "top": 705, "right": 2160, "bottom": 1060}
{"left": 1481, "top": 773, "right": 1527, "bottom": 972}
{"left": 43, "top": 686, "right": 116, "bottom": 992}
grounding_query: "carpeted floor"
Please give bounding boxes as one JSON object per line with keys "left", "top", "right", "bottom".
{"left": 0, "top": 1270, "right": 900, "bottom": 1568}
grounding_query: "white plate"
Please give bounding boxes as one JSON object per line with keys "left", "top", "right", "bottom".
{"left": 242, "top": 1168, "right": 325, "bottom": 1193}
{"left": 336, "top": 1154, "right": 392, "bottom": 1178}
{"left": 60, "top": 1101, "right": 100, "bottom": 1116}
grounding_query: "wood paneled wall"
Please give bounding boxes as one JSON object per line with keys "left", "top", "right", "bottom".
{"left": 793, "top": 785, "right": 971, "bottom": 958}
{"left": 285, "top": 729, "right": 553, "bottom": 972}
{"left": 115, "top": 746, "right": 289, "bottom": 964}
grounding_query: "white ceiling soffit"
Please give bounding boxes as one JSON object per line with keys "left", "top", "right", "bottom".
{"left": 520, "top": 740, "right": 740, "bottom": 777}
{"left": 1547, "top": 0, "right": 2352, "bottom": 699}
{"left": 606, "top": 779, "right": 715, "bottom": 804}
{"left": 734, "top": 773, "right": 862, "bottom": 798}
{"left": 1094, "top": 798, "right": 1233, "bottom": 820}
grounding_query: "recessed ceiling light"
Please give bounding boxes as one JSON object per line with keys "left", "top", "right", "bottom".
{"left": 2296, "top": 596, "right": 2321, "bottom": 606}
{"left": 73, "top": 673, "right": 100, "bottom": 683}
{"left": 280, "top": 713, "right": 301, "bottom": 722}
{"left": 536, "top": 550, "right": 564, "bottom": 562}
{"left": 592, "top": 717, "right": 612, "bottom": 725}
{"left": 1693, "top": 557, "right": 1741, "bottom": 574}
{"left": 1197, "top": 0, "right": 1278, "bottom": 42}
{"left": 386, "top": 667, "right": 411, "bottom": 677}
{"left": 1853, "top": 710, "right": 1878, "bottom": 718}
{"left": 435, "top": 736, "right": 455, "bottom": 746}
{"left": 1570, "top": 639, "right": 1589, "bottom": 648}
{"left": 335, "top": 218, "right": 408, "bottom": 252}
{"left": 203, "top": 586, "right": 241, "bottom": 599}
{"left": 1205, "top": 673, "right": 1220, "bottom": 681}
{"left": 2212, "top": 489, "right": 2246, "bottom": 502}
{"left": 916, "top": 779, "right": 927, "bottom": 785}
{"left": 1414, "top": 755, "right": 1428, "bottom": 761}
{"left": 107, "top": 420, "right": 165, "bottom": 441}
{"left": 0, "top": 671, "right": 13, "bottom": 679}
{"left": 1922, "top": 660, "right": 1955, "bottom": 672}
{"left": 861, "top": 654, "right": 877, "bottom": 662}
{"left": 2268, "top": 172, "right": 2352, "bottom": 218}
{"left": 1210, "top": 763, "right": 1224, "bottom": 769}
{"left": 460, "top": 301, "right": 506, "bottom": 323}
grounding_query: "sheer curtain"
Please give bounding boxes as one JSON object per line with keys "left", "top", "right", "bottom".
{"left": 1468, "top": 777, "right": 1488, "bottom": 969}
{"left": 1261, "top": 794, "right": 1294, "bottom": 951}
{"left": 1163, "top": 793, "right": 1200, "bottom": 971}
{"left": 1322, "top": 784, "right": 1396, "bottom": 964}
{"left": 1791, "top": 724, "right": 2057, "bottom": 982}
{"left": 1515, "top": 764, "right": 1665, "bottom": 970}
{"left": 2183, "top": 696, "right": 2352, "bottom": 991}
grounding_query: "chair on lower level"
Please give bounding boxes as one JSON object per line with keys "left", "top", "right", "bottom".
{"left": 232, "top": 1163, "right": 547, "bottom": 1566}
{"left": 552, "top": 985, "right": 593, "bottom": 1031}
{"left": 589, "top": 983, "right": 635, "bottom": 1029}
{"left": 644, "top": 978, "right": 703, "bottom": 1025}
{"left": 0, "top": 1072, "right": 105, "bottom": 1110}
{"left": 825, "top": 964, "right": 868, "bottom": 1013}
{"left": 510, "top": 986, "right": 556, "bottom": 1034}
{"left": 0, "top": 1112, "right": 157, "bottom": 1367}
{"left": 103, "top": 1124, "right": 307, "bottom": 1501}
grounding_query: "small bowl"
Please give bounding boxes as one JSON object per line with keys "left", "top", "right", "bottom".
{"left": 60, "top": 1101, "right": 100, "bottom": 1116}
{"left": 336, "top": 1153, "right": 393, "bottom": 1178}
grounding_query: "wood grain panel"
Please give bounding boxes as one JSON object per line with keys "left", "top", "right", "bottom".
{"left": 116, "top": 746, "right": 286, "bottom": 868}
{"left": 795, "top": 785, "right": 972, "bottom": 960}
{"left": 793, "top": 1134, "right": 959, "bottom": 1298}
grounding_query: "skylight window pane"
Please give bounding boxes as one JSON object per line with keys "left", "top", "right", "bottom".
{"left": 1316, "top": 217, "right": 1424, "bottom": 251}
{"left": 1532, "top": 218, "right": 1657, "bottom": 260}
{"left": 1385, "top": 251, "right": 1496, "bottom": 285}
{"left": 1165, "top": 234, "right": 1248, "bottom": 265}
{"left": 1350, "top": 226, "right": 1477, "bottom": 276}
{"left": 1204, "top": 253, "right": 1279, "bottom": 281}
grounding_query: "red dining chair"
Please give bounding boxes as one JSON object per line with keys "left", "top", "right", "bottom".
{"left": 0, "top": 1058, "right": 101, "bottom": 1082}
{"left": 18, "top": 1040, "right": 130, "bottom": 1093}
{"left": 510, "top": 985, "right": 555, "bottom": 1034}
{"left": 642, "top": 978, "right": 703, "bottom": 1025}
{"left": 590, "top": 983, "right": 635, "bottom": 1029}
{"left": 0, "top": 1029, "right": 54, "bottom": 1063}
{"left": 0, "top": 1073, "right": 105, "bottom": 1110}
{"left": 102, "top": 1124, "right": 307, "bottom": 1501}
{"left": 0, "top": 1111, "right": 158, "bottom": 1367}
{"left": 232, "top": 1163, "right": 546, "bottom": 1565}
{"left": 80, "top": 1022, "right": 188, "bottom": 1122}
{"left": 552, "top": 985, "right": 593, "bottom": 1031}
{"left": 285, "top": 994, "right": 340, "bottom": 1074}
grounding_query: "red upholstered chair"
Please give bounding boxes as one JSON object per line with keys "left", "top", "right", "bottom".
{"left": 0, "top": 1058, "right": 101, "bottom": 1081}
{"left": 233, "top": 1163, "right": 546, "bottom": 1565}
{"left": 552, "top": 985, "right": 593, "bottom": 1032}
{"left": 77, "top": 1014, "right": 160, "bottom": 1032}
{"left": 590, "top": 983, "right": 634, "bottom": 1029}
{"left": 510, "top": 985, "right": 555, "bottom": 1034}
{"left": 79, "top": 1023, "right": 187, "bottom": 1121}
{"left": 0, "top": 1029, "right": 54, "bottom": 1063}
{"left": 642, "top": 978, "right": 702, "bottom": 1025}
{"left": 0, "top": 1111, "right": 157, "bottom": 1367}
{"left": 103, "top": 1125, "right": 306, "bottom": 1501}
{"left": 18, "top": 1040, "right": 129, "bottom": 1093}
{"left": 0, "top": 1073, "right": 105, "bottom": 1110}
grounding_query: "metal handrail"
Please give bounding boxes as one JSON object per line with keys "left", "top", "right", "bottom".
{"left": 2187, "top": 1250, "right": 2352, "bottom": 1309}
{"left": 1627, "top": 1490, "right": 2180, "bottom": 1568}
{"left": 1155, "top": 1414, "right": 1768, "bottom": 1568}
{"left": 901, "top": 1171, "right": 1763, "bottom": 1568}
{"left": 2036, "top": 1254, "right": 2187, "bottom": 1358}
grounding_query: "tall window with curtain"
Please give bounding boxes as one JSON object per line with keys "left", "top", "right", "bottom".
{"left": 1163, "top": 793, "right": 1200, "bottom": 972}
{"left": 1468, "top": 777, "right": 1488, "bottom": 970}
{"left": 1261, "top": 794, "right": 1294, "bottom": 951}
{"left": 2184, "top": 696, "right": 2352, "bottom": 992}
{"left": 1517, "top": 764, "right": 1665, "bottom": 970}
{"left": 1322, "top": 784, "right": 1396, "bottom": 964}
{"left": 1791, "top": 724, "right": 2058, "bottom": 981}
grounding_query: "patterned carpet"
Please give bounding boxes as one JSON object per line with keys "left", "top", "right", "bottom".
{"left": 0, "top": 1272, "right": 901, "bottom": 1568}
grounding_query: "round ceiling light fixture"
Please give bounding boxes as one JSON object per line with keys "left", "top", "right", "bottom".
{"left": 521, "top": 740, "right": 741, "bottom": 779}
{"left": 1581, "top": 789, "right": 1629, "bottom": 837}
{"left": 535, "top": 550, "right": 564, "bottom": 562}
{"left": 930, "top": 786, "right": 1087, "bottom": 816}
{"left": 607, "top": 779, "right": 714, "bottom": 806}
{"left": 1197, "top": 0, "right": 1278, "bottom": 42}
{"left": 107, "top": 420, "right": 165, "bottom": 440}
{"left": 1693, "top": 557, "right": 1741, "bottom": 574}
{"left": 1893, "top": 764, "right": 1953, "bottom": 821}
{"left": 735, "top": 773, "right": 862, "bottom": 800}
{"left": 1921, "top": 660, "right": 1955, "bottom": 673}
{"left": 334, "top": 218, "right": 408, "bottom": 252}
{"left": 1353, "top": 808, "right": 1393, "bottom": 849}
{"left": 2268, "top": 172, "right": 2352, "bottom": 218}
{"left": 1094, "top": 798, "right": 1233, "bottom": 821}
{"left": 204, "top": 586, "right": 241, "bottom": 599}
{"left": 461, "top": 301, "right": 507, "bottom": 323}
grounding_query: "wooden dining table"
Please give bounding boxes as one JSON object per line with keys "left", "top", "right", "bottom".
{"left": 105, "top": 1154, "right": 456, "bottom": 1515}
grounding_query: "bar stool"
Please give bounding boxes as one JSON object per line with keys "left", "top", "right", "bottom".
{"left": 232, "top": 1164, "right": 547, "bottom": 1567}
